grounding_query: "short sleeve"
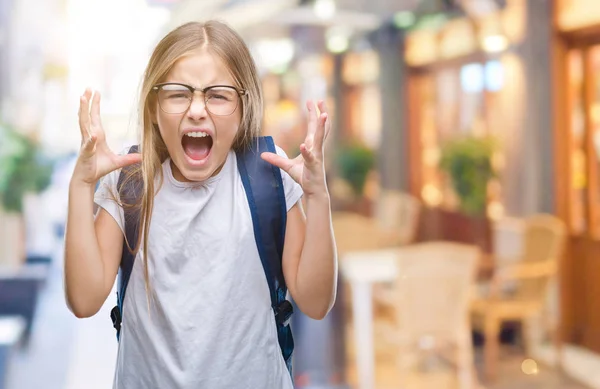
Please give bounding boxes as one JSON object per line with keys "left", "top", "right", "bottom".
{"left": 275, "top": 145, "right": 304, "bottom": 212}
{"left": 94, "top": 168, "right": 126, "bottom": 235}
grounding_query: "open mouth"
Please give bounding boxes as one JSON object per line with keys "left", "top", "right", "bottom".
{"left": 182, "top": 131, "right": 213, "bottom": 161}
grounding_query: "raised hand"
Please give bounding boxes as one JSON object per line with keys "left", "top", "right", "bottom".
{"left": 72, "top": 88, "right": 141, "bottom": 186}
{"left": 261, "top": 100, "right": 331, "bottom": 197}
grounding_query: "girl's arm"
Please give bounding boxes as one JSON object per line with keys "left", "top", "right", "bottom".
{"left": 282, "top": 194, "right": 337, "bottom": 320}
{"left": 64, "top": 88, "right": 141, "bottom": 318}
{"left": 64, "top": 184, "right": 123, "bottom": 318}
{"left": 262, "top": 99, "right": 337, "bottom": 320}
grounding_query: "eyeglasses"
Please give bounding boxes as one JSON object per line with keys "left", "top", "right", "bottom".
{"left": 152, "top": 82, "right": 247, "bottom": 116}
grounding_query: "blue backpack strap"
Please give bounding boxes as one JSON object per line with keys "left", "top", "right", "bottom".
{"left": 236, "top": 136, "right": 295, "bottom": 374}
{"left": 110, "top": 145, "right": 142, "bottom": 340}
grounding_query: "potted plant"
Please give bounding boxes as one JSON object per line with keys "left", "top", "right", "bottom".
{"left": 334, "top": 142, "right": 376, "bottom": 215}
{"left": 432, "top": 134, "right": 499, "bottom": 252}
{"left": 439, "top": 135, "right": 498, "bottom": 217}
{"left": 0, "top": 122, "right": 54, "bottom": 268}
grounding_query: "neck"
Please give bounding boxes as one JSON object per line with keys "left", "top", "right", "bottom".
{"left": 170, "top": 159, "right": 226, "bottom": 182}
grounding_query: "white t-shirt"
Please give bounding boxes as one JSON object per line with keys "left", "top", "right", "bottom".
{"left": 94, "top": 146, "right": 303, "bottom": 389}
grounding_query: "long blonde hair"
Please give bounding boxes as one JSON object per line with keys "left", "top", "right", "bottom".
{"left": 121, "top": 20, "right": 264, "bottom": 297}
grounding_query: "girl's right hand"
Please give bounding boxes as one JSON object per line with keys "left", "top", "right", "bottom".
{"left": 72, "top": 88, "right": 142, "bottom": 187}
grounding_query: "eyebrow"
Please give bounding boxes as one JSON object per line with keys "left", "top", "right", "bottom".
{"left": 163, "top": 80, "right": 234, "bottom": 88}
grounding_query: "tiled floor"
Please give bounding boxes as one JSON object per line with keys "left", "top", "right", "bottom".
{"left": 475, "top": 347, "right": 588, "bottom": 389}
{"left": 344, "top": 347, "right": 588, "bottom": 389}
{"left": 344, "top": 322, "right": 591, "bottom": 389}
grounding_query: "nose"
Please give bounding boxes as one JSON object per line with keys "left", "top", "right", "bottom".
{"left": 186, "top": 94, "right": 208, "bottom": 120}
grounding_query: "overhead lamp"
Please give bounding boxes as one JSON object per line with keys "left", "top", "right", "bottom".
{"left": 254, "top": 38, "right": 295, "bottom": 74}
{"left": 479, "top": 12, "right": 509, "bottom": 54}
{"left": 325, "top": 26, "right": 351, "bottom": 54}
{"left": 482, "top": 34, "right": 508, "bottom": 53}
{"left": 326, "top": 35, "right": 349, "bottom": 54}
{"left": 314, "top": 0, "right": 336, "bottom": 20}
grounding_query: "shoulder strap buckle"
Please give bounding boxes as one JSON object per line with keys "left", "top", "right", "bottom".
{"left": 274, "top": 300, "right": 294, "bottom": 327}
{"left": 110, "top": 305, "right": 122, "bottom": 332}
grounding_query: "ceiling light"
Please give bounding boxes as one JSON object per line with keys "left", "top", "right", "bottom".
{"left": 482, "top": 34, "right": 508, "bottom": 53}
{"left": 325, "top": 26, "right": 351, "bottom": 54}
{"left": 314, "top": 0, "right": 336, "bottom": 20}
{"left": 254, "top": 39, "right": 295, "bottom": 73}
{"left": 327, "top": 35, "right": 348, "bottom": 53}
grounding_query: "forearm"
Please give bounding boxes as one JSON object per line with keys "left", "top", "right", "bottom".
{"left": 64, "top": 182, "right": 106, "bottom": 317}
{"left": 294, "top": 192, "right": 338, "bottom": 319}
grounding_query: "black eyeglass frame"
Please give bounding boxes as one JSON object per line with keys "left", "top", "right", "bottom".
{"left": 152, "top": 82, "right": 247, "bottom": 115}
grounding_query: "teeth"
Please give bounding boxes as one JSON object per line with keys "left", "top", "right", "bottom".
{"left": 185, "top": 131, "right": 210, "bottom": 138}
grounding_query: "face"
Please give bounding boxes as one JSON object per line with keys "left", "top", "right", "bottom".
{"left": 153, "top": 49, "right": 243, "bottom": 182}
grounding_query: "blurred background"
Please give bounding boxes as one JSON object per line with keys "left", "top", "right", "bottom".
{"left": 0, "top": 0, "right": 599, "bottom": 388}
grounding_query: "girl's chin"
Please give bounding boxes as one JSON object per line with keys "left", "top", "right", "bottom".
{"left": 171, "top": 152, "right": 227, "bottom": 183}
{"left": 171, "top": 158, "right": 211, "bottom": 183}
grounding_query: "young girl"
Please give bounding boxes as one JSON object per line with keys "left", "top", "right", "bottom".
{"left": 64, "top": 20, "right": 337, "bottom": 388}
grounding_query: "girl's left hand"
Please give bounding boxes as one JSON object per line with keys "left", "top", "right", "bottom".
{"left": 261, "top": 99, "right": 332, "bottom": 197}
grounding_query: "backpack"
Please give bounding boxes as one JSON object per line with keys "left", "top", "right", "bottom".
{"left": 108, "top": 136, "right": 295, "bottom": 374}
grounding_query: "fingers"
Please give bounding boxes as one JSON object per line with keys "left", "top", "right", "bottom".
{"left": 78, "top": 88, "right": 106, "bottom": 152}
{"left": 299, "top": 143, "right": 316, "bottom": 164}
{"left": 305, "top": 99, "right": 331, "bottom": 154}
{"left": 317, "top": 100, "right": 332, "bottom": 141}
{"left": 115, "top": 153, "right": 142, "bottom": 169}
{"left": 90, "top": 90, "right": 102, "bottom": 128}
{"left": 314, "top": 112, "right": 328, "bottom": 152}
{"left": 260, "top": 152, "right": 293, "bottom": 172}
{"left": 305, "top": 100, "right": 318, "bottom": 150}
{"left": 78, "top": 89, "right": 92, "bottom": 141}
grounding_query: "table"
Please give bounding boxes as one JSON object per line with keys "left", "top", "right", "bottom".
{"left": 341, "top": 248, "right": 400, "bottom": 389}
{"left": 340, "top": 243, "right": 493, "bottom": 389}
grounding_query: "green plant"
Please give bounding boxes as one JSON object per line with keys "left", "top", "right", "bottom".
{"left": 336, "top": 142, "right": 375, "bottom": 197}
{"left": 0, "top": 123, "right": 54, "bottom": 213}
{"left": 439, "top": 135, "right": 498, "bottom": 216}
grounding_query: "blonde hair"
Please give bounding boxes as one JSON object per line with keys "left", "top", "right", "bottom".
{"left": 120, "top": 20, "right": 264, "bottom": 297}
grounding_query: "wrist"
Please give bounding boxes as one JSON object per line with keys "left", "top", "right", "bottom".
{"left": 69, "top": 178, "right": 96, "bottom": 193}
{"left": 305, "top": 188, "right": 330, "bottom": 203}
